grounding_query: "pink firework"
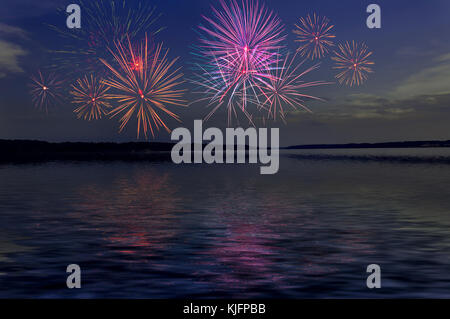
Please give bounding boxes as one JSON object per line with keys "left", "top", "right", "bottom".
{"left": 196, "top": 0, "right": 286, "bottom": 122}
{"left": 261, "top": 52, "right": 330, "bottom": 121}
{"left": 293, "top": 13, "right": 335, "bottom": 60}
{"left": 190, "top": 58, "right": 259, "bottom": 125}
{"left": 29, "top": 71, "right": 64, "bottom": 112}
{"left": 332, "top": 41, "right": 374, "bottom": 86}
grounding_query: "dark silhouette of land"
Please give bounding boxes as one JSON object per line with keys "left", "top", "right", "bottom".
{"left": 0, "top": 140, "right": 175, "bottom": 162}
{"left": 286, "top": 140, "right": 450, "bottom": 149}
{"left": 1, "top": 139, "right": 449, "bottom": 163}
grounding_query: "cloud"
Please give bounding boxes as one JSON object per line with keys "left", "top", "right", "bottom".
{"left": 288, "top": 51, "right": 450, "bottom": 122}
{"left": 0, "top": 40, "right": 27, "bottom": 78}
{"left": 288, "top": 92, "right": 450, "bottom": 122}
{"left": 0, "top": 23, "right": 29, "bottom": 39}
{"left": 391, "top": 53, "right": 450, "bottom": 99}
{"left": 395, "top": 46, "right": 436, "bottom": 58}
{"left": 0, "top": 24, "right": 28, "bottom": 78}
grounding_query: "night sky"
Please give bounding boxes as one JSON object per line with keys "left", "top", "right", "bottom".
{"left": 1, "top": 0, "right": 449, "bottom": 146}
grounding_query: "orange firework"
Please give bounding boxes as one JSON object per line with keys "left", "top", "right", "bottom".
{"left": 332, "top": 41, "right": 374, "bottom": 86}
{"left": 29, "top": 71, "right": 64, "bottom": 112}
{"left": 101, "top": 36, "right": 186, "bottom": 138}
{"left": 293, "top": 13, "right": 335, "bottom": 60}
{"left": 70, "top": 75, "right": 112, "bottom": 121}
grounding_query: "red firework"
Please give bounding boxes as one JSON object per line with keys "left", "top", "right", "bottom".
{"left": 101, "top": 36, "right": 186, "bottom": 138}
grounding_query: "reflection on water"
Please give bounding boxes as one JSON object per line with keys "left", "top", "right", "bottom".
{"left": 72, "top": 170, "right": 180, "bottom": 258}
{"left": 0, "top": 150, "right": 450, "bottom": 298}
{"left": 0, "top": 234, "right": 33, "bottom": 264}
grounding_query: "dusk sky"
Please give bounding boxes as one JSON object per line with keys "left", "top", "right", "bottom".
{"left": 1, "top": 0, "right": 449, "bottom": 146}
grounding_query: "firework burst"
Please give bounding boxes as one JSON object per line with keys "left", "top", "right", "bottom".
{"left": 70, "top": 75, "right": 112, "bottom": 121}
{"left": 101, "top": 36, "right": 186, "bottom": 138}
{"left": 261, "top": 52, "right": 330, "bottom": 121}
{"left": 190, "top": 59, "right": 259, "bottom": 125}
{"left": 332, "top": 41, "right": 374, "bottom": 86}
{"left": 293, "top": 13, "right": 335, "bottom": 60}
{"left": 29, "top": 71, "right": 64, "bottom": 112}
{"left": 48, "top": 0, "right": 162, "bottom": 75}
{"left": 194, "top": 0, "right": 286, "bottom": 123}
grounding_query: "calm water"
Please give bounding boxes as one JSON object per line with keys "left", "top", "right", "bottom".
{"left": 1, "top": 149, "right": 450, "bottom": 298}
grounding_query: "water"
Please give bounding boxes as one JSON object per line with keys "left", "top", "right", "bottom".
{"left": 1, "top": 149, "right": 450, "bottom": 298}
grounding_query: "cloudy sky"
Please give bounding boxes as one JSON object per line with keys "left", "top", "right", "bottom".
{"left": 0, "top": 0, "right": 449, "bottom": 146}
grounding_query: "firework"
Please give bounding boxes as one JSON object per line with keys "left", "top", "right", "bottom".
{"left": 261, "top": 52, "right": 330, "bottom": 121}
{"left": 194, "top": 0, "right": 286, "bottom": 122}
{"left": 332, "top": 41, "right": 374, "bottom": 86}
{"left": 190, "top": 60, "right": 259, "bottom": 125}
{"left": 48, "top": 0, "right": 162, "bottom": 75}
{"left": 293, "top": 13, "right": 335, "bottom": 60}
{"left": 101, "top": 36, "right": 186, "bottom": 138}
{"left": 70, "top": 75, "right": 112, "bottom": 121}
{"left": 29, "top": 71, "right": 64, "bottom": 112}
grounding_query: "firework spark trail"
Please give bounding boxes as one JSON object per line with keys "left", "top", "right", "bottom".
{"left": 332, "top": 40, "right": 374, "bottom": 86}
{"left": 86, "top": 0, "right": 163, "bottom": 42}
{"left": 190, "top": 59, "right": 259, "bottom": 126}
{"left": 194, "top": 0, "right": 286, "bottom": 123}
{"left": 261, "top": 52, "right": 330, "bottom": 121}
{"left": 29, "top": 71, "right": 64, "bottom": 112}
{"left": 70, "top": 75, "right": 112, "bottom": 121}
{"left": 293, "top": 13, "right": 335, "bottom": 60}
{"left": 48, "top": 0, "right": 162, "bottom": 75}
{"left": 101, "top": 36, "right": 186, "bottom": 138}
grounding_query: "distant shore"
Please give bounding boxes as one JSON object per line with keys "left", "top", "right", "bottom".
{"left": 1, "top": 139, "right": 449, "bottom": 163}
{"left": 286, "top": 140, "right": 450, "bottom": 150}
{"left": 0, "top": 140, "right": 175, "bottom": 162}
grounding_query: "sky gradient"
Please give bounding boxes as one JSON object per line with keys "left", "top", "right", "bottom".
{"left": 0, "top": 0, "right": 449, "bottom": 146}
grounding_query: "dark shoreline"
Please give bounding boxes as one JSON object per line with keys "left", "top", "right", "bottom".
{"left": 286, "top": 140, "right": 450, "bottom": 150}
{"left": 0, "top": 140, "right": 175, "bottom": 163}
{"left": 1, "top": 139, "right": 450, "bottom": 163}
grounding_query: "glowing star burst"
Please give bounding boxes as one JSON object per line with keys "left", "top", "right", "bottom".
{"left": 70, "top": 75, "right": 112, "bottom": 121}
{"left": 332, "top": 41, "right": 374, "bottom": 87}
{"left": 194, "top": 0, "right": 286, "bottom": 122}
{"left": 293, "top": 13, "right": 335, "bottom": 60}
{"left": 29, "top": 71, "right": 64, "bottom": 112}
{"left": 261, "top": 53, "right": 330, "bottom": 121}
{"left": 101, "top": 36, "right": 186, "bottom": 138}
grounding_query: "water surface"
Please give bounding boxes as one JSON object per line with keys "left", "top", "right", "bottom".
{"left": 1, "top": 149, "right": 449, "bottom": 298}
